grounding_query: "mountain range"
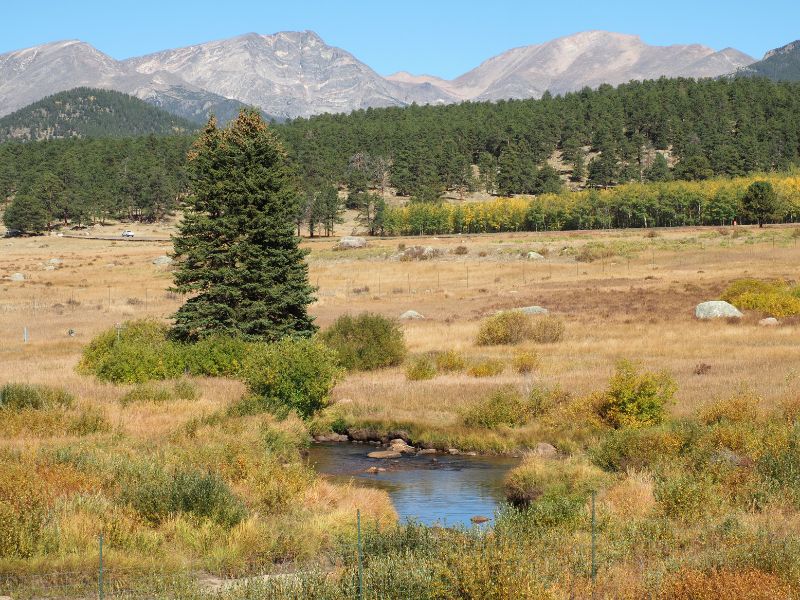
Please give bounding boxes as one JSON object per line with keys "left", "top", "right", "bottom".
{"left": 0, "top": 30, "right": 766, "bottom": 123}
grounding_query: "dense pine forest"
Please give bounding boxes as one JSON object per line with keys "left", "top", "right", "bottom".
{"left": 2, "top": 77, "right": 800, "bottom": 234}
{"left": 0, "top": 88, "right": 197, "bottom": 143}
{"left": 0, "top": 136, "right": 192, "bottom": 231}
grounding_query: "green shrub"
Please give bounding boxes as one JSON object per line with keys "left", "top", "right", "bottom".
{"left": 318, "top": 313, "right": 406, "bottom": 371}
{"left": 698, "top": 391, "right": 759, "bottom": 425}
{"left": 434, "top": 349, "right": 466, "bottom": 372}
{"left": 527, "top": 384, "right": 570, "bottom": 417}
{"left": 0, "top": 383, "right": 74, "bottom": 410}
{"left": 462, "top": 386, "right": 529, "bottom": 428}
{"left": 595, "top": 360, "right": 676, "bottom": 428}
{"left": 239, "top": 338, "right": 342, "bottom": 418}
{"left": 512, "top": 350, "right": 540, "bottom": 374}
{"left": 529, "top": 316, "right": 565, "bottom": 343}
{"left": 184, "top": 335, "right": 251, "bottom": 377}
{"left": 406, "top": 356, "right": 437, "bottom": 381}
{"left": 476, "top": 312, "right": 533, "bottom": 345}
{"left": 77, "top": 320, "right": 186, "bottom": 383}
{"left": 467, "top": 359, "right": 505, "bottom": 378}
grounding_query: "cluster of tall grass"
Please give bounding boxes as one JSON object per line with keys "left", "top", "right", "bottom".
{"left": 382, "top": 173, "right": 800, "bottom": 234}
{"left": 476, "top": 312, "right": 565, "bottom": 346}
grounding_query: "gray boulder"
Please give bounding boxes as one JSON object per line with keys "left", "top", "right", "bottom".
{"left": 532, "top": 442, "right": 558, "bottom": 458}
{"left": 517, "top": 306, "right": 549, "bottom": 315}
{"left": 9, "top": 272, "right": 24, "bottom": 281}
{"left": 337, "top": 236, "right": 367, "bottom": 249}
{"left": 314, "top": 433, "right": 349, "bottom": 443}
{"left": 47, "top": 257, "right": 63, "bottom": 265}
{"left": 695, "top": 301, "right": 743, "bottom": 319}
{"left": 759, "top": 317, "right": 779, "bottom": 327}
{"left": 400, "top": 310, "right": 425, "bottom": 320}
{"left": 527, "top": 251, "right": 545, "bottom": 260}
{"left": 368, "top": 450, "right": 402, "bottom": 459}
{"left": 152, "top": 255, "right": 174, "bottom": 266}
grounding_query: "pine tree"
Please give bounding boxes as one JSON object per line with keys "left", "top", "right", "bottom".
{"left": 171, "top": 110, "right": 316, "bottom": 342}
{"left": 742, "top": 180, "right": 779, "bottom": 228}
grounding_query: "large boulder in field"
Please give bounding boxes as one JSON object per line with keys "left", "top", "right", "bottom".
{"left": 759, "top": 317, "right": 779, "bottom": 327}
{"left": 527, "top": 251, "right": 545, "bottom": 261}
{"left": 9, "top": 272, "right": 25, "bottom": 281}
{"left": 337, "top": 236, "right": 367, "bottom": 249}
{"left": 695, "top": 301, "right": 743, "bottom": 320}
{"left": 153, "top": 255, "right": 174, "bottom": 266}
{"left": 517, "top": 306, "right": 549, "bottom": 315}
{"left": 400, "top": 310, "right": 425, "bottom": 320}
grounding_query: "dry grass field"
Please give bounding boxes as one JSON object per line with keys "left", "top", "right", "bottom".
{"left": 3, "top": 224, "right": 797, "bottom": 439}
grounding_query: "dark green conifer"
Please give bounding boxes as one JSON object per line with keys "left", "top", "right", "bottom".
{"left": 171, "top": 110, "right": 316, "bottom": 341}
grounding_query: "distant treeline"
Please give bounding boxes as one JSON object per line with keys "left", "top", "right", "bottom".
{"left": 0, "top": 136, "right": 192, "bottom": 231}
{"left": 379, "top": 174, "right": 800, "bottom": 235}
{"left": 3, "top": 76, "right": 800, "bottom": 235}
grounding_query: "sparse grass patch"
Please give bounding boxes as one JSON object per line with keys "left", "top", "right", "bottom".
{"left": 466, "top": 359, "right": 505, "bottom": 378}
{"left": 0, "top": 383, "right": 74, "bottom": 410}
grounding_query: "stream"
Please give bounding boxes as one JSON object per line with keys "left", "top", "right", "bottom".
{"left": 307, "top": 443, "right": 520, "bottom": 527}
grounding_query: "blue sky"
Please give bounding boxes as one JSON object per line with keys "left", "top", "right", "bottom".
{"left": 3, "top": 0, "right": 798, "bottom": 79}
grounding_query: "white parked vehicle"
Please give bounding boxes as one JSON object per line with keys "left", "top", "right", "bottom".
{"left": 121, "top": 230, "right": 135, "bottom": 238}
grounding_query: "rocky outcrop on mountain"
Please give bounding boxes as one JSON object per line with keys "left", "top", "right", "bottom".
{"left": 735, "top": 39, "right": 800, "bottom": 82}
{"left": 124, "top": 31, "right": 457, "bottom": 120}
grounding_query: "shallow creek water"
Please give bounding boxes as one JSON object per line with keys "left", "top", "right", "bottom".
{"left": 306, "top": 443, "right": 520, "bottom": 527}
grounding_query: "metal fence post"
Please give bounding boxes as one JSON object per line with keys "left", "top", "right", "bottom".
{"left": 357, "top": 509, "right": 364, "bottom": 600}
{"left": 591, "top": 491, "right": 597, "bottom": 598}
{"left": 98, "top": 533, "right": 104, "bottom": 600}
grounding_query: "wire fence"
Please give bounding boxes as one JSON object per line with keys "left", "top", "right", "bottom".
{"left": 0, "top": 504, "right": 606, "bottom": 600}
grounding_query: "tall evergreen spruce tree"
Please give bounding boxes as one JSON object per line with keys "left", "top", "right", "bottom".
{"left": 171, "top": 110, "right": 316, "bottom": 342}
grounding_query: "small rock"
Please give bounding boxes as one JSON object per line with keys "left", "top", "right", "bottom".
{"left": 347, "top": 427, "right": 381, "bottom": 442}
{"left": 314, "top": 433, "right": 349, "bottom": 443}
{"left": 470, "top": 515, "right": 490, "bottom": 524}
{"left": 400, "top": 310, "right": 425, "bottom": 320}
{"left": 389, "top": 440, "right": 416, "bottom": 454}
{"left": 9, "top": 272, "right": 25, "bottom": 281}
{"left": 463, "top": 451, "right": 478, "bottom": 456}
{"left": 533, "top": 442, "right": 558, "bottom": 458}
{"left": 417, "top": 448, "right": 437, "bottom": 455}
{"left": 337, "top": 236, "right": 367, "bottom": 249}
{"left": 527, "top": 251, "right": 545, "bottom": 261}
{"left": 47, "top": 257, "right": 63, "bottom": 265}
{"left": 368, "top": 450, "right": 402, "bottom": 459}
{"left": 695, "top": 301, "right": 743, "bottom": 320}
{"left": 448, "top": 448, "right": 460, "bottom": 455}
{"left": 152, "top": 255, "right": 174, "bottom": 266}
{"left": 517, "top": 306, "right": 549, "bottom": 315}
{"left": 388, "top": 429, "right": 413, "bottom": 443}
{"left": 759, "top": 317, "right": 779, "bottom": 327}
{"left": 43, "top": 265, "right": 56, "bottom": 271}
{"left": 366, "top": 466, "right": 387, "bottom": 474}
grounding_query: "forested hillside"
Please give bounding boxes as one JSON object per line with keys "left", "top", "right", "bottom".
{"left": 737, "top": 41, "right": 800, "bottom": 82}
{"left": 0, "top": 136, "right": 192, "bottom": 231}
{"left": 276, "top": 77, "right": 800, "bottom": 197}
{"left": 0, "top": 88, "right": 197, "bottom": 142}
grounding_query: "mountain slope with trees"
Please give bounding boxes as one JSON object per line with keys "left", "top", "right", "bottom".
{"left": 0, "top": 88, "right": 197, "bottom": 142}
{"left": 737, "top": 40, "right": 800, "bottom": 82}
